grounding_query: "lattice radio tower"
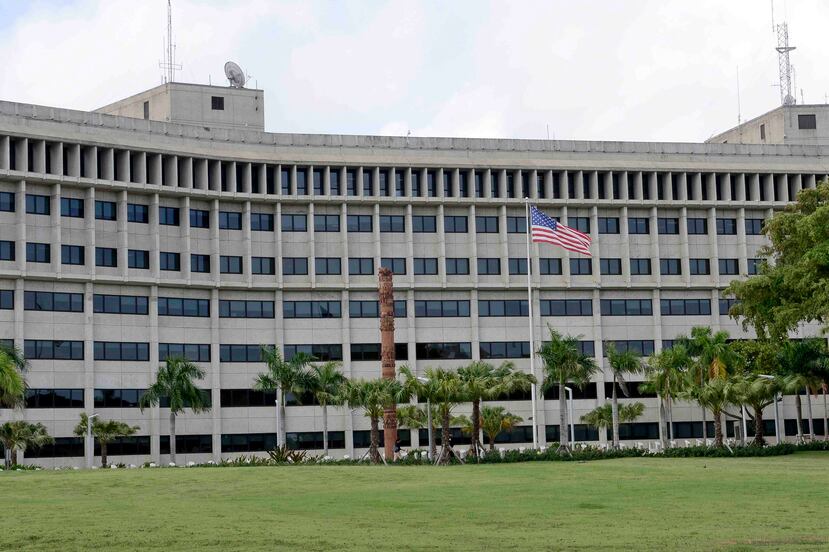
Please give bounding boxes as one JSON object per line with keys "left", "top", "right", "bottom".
{"left": 772, "top": 2, "right": 796, "bottom": 105}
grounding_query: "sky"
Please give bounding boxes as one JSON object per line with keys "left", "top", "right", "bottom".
{"left": 1, "top": 0, "right": 828, "bottom": 143}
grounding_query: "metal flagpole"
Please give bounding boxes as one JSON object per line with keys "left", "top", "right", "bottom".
{"left": 525, "top": 198, "right": 538, "bottom": 449}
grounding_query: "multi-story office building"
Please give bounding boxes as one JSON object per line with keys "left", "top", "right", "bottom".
{"left": 1, "top": 83, "right": 827, "bottom": 466}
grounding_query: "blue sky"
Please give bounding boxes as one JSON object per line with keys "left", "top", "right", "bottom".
{"left": 1, "top": 0, "right": 828, "bottom": 142}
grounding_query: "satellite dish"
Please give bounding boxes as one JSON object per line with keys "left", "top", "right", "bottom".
{"left": 224, "top": 61, "right": 246, "bottom": 88}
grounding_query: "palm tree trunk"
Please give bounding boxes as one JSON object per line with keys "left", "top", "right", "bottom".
{"left": 611, "top": 377, "right": 619, "bottom": 449}
{"left": 795, "top": 393, "right": 804, "bottom": 443}
{"left": 667, "top": 396, "right": 674, "bottom": 441}
{"left": 658, "top": 395, "right": 667, "bottom": 450}
{"left": 429, "top": 415, "right": 437, "bottom": 459}
{"left": 440, "top": 407, "right": 451, "bottom": 464}
{"left": 823, "top": 386, "right": 828, "bottom": 442}
{"left": 278, "top": 387, "right": 287, "bottom": 450}
{"left": 713, "top": 408, "right": 723, "bottom": 447}
{"left": 489, "top": 435, "right": 496, "bottom": 451}
{"left": 169, "top": 412, "right": 177, "bottom": 465}
{"left": 470, "top": 399, "right": 482, "bottom": 459}
{"left": 701, "top": 405, "right": 707, "bottom": 443}
{"left": 753, "top": 407, "right": 765, "bottom": 446}
{"left": 4, "top": 447, "right": 10, "bottom": 470}
{"left": 558, "top": 382, "right": 568, "bottom": 451}
{"left": 10, "top": 449, "right": 18, "bottom": 467}
{"left": 369, "top": 416, "right": 381, "bottom": 464}
{"left": 322, "top": 403, "right": 329, "bottom": 457}
{"left": 805, "top": 389, "right": 814, "bottom": 440}
{"left": 101, "top": 442, "right": 108, "bottom": 468}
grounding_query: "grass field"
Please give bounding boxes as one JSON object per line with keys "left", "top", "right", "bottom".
{"left": 3, "top": 452, "right": 828, "bottom": 551}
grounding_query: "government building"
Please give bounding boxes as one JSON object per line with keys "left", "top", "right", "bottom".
{"left": 1, "top": 81, "right": 827, "bottom": 466}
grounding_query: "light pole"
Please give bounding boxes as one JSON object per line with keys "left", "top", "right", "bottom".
{"left": 417, "top": 377, "right": 432, "bottom": 459}
{"left": 86, "top": 413, "right": 98, "bottom": 469}
{"left": 564, "top": 386, "right": 575, "bottom": 444}
{"left": 759, "top": 375, "right": 782, "bottom": 444}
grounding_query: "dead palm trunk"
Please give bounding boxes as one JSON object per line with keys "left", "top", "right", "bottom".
{"left": 169, "top": 412, "right": 177, "bottom": 465}
{"left": 794, "top": 393, "right": 804, "bottom": 443}
{"left": 558, "top": 382, "right": 568, "bottom": 451}
{"left": 611, "top": 376, "right": 620, "bottom": 449}
{"left": 752, "top": 407, "right": 765, "bottom": 446}
{"left": 369, "top": 415, "right": 381, "bottom": 464}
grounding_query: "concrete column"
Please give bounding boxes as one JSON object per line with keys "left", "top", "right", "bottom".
{"left": 243, "top": 200, "right": 252, "bottom": 286}
{"left": 182, "top": 196, "right": 192, "bottom": 283}
{"left": 118, "top": 190, "right": 129, "bottom": 278}
{"left": 50, "top": 183, "right": 61, "bottom": 277}
{"left": 15, "top": 181, "right": 25, "bottom": 273}
{"left": 679, "top": 207, "right": 690, "bottom": 287}
{"left": 150, "top": 193, "right": 160, "bottom": 280}
{"left": 210, "top": 287, "right": 222, "bottom": 462}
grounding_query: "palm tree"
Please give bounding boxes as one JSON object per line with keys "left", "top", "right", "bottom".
{"left": 537, "top": 329, "right": 598, "bottom": 453}
{"left": 778, "top": 338, "right": 826, "bottom": 442}
{"left": 681, "top": 327, "right": 735, "bottom": 442}
{"left": 478, "top": 406, "right": 523, "bottom": 451}
{"left": 580, "top": 402, "right": 645, "bottom": 432}
{"left": 73, "top": 413, "right": 138, "bottom": 468}
{"left": 643, "top": 344, "right": 691, "bottom": 449}
{"left": 422, "top": 368, "right": 465, "bottom": 463}
{"left": 456, "top": 361, "right": 535, "bottom": 459}
{"left": 0, "top": 421, "right": 53, "bottom": 468}
{"left": 0, "top": 344, "right": 27, "bottom": 409}
{"left": 605, "top": 345, "right": 644, "bottom": 449}
{"left": 397, "top": 404, "right": 439, "bottom": 457}
{"left": 305, "top": 361, "right": 346, "bottom": 456}
{"left": 139, "top": 357, "right": 210, "bottom": 465}
{"left": 254, "top": 346, "right": 313, "bottom": 449}
{"left": 682, "top": 378, "right": 732, "bottom": 447}
{"left": 730, "top": 374, "right": 780, "bottom": 446}
{"left": 341, "top": 378, "right": 409, "bottom": 463}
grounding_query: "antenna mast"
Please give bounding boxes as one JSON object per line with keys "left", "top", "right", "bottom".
{"left": 159, "top": 0, "right": 182, "bottom": 83}
{"left": 774, "top": 19, "right": 796, "bottom": 105}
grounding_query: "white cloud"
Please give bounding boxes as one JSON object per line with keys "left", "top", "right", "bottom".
{"left": 2, "top": 0, "right": 828, "bottom": 142}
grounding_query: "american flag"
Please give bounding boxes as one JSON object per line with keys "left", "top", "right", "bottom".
{"left": 530, "top": 205, "right": 592, "bottom": 256}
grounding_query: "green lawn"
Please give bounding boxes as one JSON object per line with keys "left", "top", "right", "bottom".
{"left": 3, "top": 453, "right": 828, "bottom": 551}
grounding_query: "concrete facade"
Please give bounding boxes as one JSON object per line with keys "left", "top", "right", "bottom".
{"left": 96, "top": 83, "right": 265, "bottom": 131}
{"left": 0, "top": 91, "right": 827, "bottom": 467}
{"left": 707, "top": 103, "right": 829, "bottom": 146}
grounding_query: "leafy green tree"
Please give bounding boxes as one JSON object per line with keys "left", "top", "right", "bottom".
{"left": 726, "top": 180, "right": 829, "bottom": 338}
{"left": 73, "top": 414, "right": 138, "bottom": 468}
{"left": 605, "top": 345, "right": 644, "bottom": 449}
{"left": 254, "top": 346, "right": 313, "bottom": 449}
{"left": 0, "top": 344, "right": 27, "bottom": 409}
{"left": 305, "top": 361, "right": 346, "bottom": 456}
{"left": 643, "top": 345, "right": 691, "bottom": 449}
{"left": 341, "top": 378, "right": 409, "bottom": 463}
{"left": 139, "top": 357, "right": 210, "bottom": 465}
{"left": 0, "top": 421, "right": 53, "bottom": 468}
{"left": 537, "top": 329, "right": 598, "bottom": 452}
{"left": 580, "top": 402, "right": 645, "bottom": 431}
{"left": 456, "top": 361, "right": 535, "bottom": 459}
